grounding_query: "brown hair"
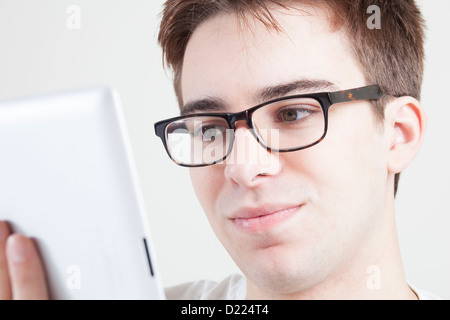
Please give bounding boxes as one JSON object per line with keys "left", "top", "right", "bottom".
{"left": 157, "top": 0, "right": 426, "bottom": 196}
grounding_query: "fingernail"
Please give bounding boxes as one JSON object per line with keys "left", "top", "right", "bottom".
{"left": 7, "top": 235, "right": 29, "bottom": 263}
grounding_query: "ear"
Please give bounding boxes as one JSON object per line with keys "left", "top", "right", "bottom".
{"left": 385, "top": 96, "right": 427, "bottom": 174}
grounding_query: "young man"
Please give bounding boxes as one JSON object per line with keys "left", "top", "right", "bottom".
{"left": 154, "top": 0, "right": 440, "bottom": 299}
{"left": 0, "top": 0, "right": 441, "bottom": 300}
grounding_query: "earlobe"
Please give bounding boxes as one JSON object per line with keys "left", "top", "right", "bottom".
{"left": 386, "top": 96, "right": 427, "bottom": 174}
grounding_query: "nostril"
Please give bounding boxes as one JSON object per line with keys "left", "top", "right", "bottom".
{"left": 252, "top": 172, "right": 269, "bottom": 182}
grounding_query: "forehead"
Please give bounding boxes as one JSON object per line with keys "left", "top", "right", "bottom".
{"left": 181, "top": 4, "right": 366, "bottom": 109}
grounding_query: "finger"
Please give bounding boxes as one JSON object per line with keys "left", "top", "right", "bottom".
{"left": 0, "top": 221, "right": 12, "bottom": 300}
{"left": 6, "top": 234, "right": 49, "bottom": 300}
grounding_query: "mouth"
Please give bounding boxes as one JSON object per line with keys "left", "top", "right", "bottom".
{"left": 230, "top": 204, "right": 303, "bottom": 232}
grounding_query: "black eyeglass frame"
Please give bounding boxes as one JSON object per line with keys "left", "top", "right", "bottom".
{"left": 154, "top": 85, "right": 385, "bottom": 167}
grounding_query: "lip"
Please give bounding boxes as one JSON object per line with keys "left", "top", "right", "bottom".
{"left": 230, "top": 204, "right": 303, "bottom": 232}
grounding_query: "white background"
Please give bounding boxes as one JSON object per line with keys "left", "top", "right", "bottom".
{"left": 0, "top": 0, "right": 448, "bottom": 299}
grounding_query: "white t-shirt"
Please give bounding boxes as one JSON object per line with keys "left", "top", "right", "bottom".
{"left": 165, "top": 274, "right": 442, "bottom": 300}
{"left": 165, "top": 274, "right": 246, "bottom": 300}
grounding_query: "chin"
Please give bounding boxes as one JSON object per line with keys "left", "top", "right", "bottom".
{"left": 240, "top": 242, "right": 327, "bottom": 294}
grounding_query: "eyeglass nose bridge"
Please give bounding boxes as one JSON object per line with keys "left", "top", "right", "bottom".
{"left": 224, "top": 108, "right": 269, "bottom": 156}
{"left": 226, "top": 109, "right": 252, "bottom": 130}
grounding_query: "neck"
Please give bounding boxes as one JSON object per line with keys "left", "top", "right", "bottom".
{"left": 246, "top": 193, "right": 417, "bottom": 300}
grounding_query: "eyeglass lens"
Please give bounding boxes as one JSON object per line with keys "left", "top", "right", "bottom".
{"left": 165, "top": 97, "right": 325, "bottom": 166}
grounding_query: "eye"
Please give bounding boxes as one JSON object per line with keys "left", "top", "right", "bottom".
{"left": 278, "top": 107, "right": 312, "bottom": 122}
{"left": 202, "top": 126, "right": 222, "bottom": 141}
{"left": 193, "top": 124, "right": 226, "bottom": 142}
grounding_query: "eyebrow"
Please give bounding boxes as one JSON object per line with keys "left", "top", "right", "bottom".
{"left": 180, "top": 79, "right": 338, "bottom": 116}
{"left": 255, "top": 79, "right": 338, "bottom": 104}
{"left": 180, "top": 97, "right": 226, "bottom": 116}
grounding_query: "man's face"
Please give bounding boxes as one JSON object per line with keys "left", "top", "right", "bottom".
{"left": 181, "top": 6, "right": 390, "bottom": 295}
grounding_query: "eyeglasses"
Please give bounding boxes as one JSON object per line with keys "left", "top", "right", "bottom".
{"left": 154, "top": 85, "right": 385, "bottom": 167}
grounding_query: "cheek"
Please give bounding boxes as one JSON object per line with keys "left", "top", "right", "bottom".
{"left": 283, "top": 107, "right": 387, "bottom": 213}
{"left": 279, "top": 113, "right": 387, "bottom": 259}
{"left": 189, "top": 167, "right": 222, "bottom": 220}
{"left": 324, "top": 105, "right": 386, "bottom": 184}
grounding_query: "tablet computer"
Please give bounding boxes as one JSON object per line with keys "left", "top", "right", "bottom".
{"left": 0, "top": 86, "right": 165, "bottom": 299}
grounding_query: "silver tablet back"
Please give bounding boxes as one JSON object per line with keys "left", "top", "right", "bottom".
{"left": 0, "top": 87, "right": 165, "bottom": 299}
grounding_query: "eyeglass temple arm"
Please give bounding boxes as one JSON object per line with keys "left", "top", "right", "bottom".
{"left": 328, "top": 85, "right": 385, "bottom": 104}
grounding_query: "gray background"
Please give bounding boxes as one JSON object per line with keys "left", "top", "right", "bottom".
{"left": 0, "top": 0, "right": 448, "bottom": 299}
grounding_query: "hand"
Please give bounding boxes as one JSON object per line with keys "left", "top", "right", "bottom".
{"left": 0, "top": 221, "right": 49, "bottom": 299}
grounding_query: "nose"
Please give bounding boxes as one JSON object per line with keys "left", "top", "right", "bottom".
{"left": 223, "top": 124, "right": 282, "bottom": 187}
